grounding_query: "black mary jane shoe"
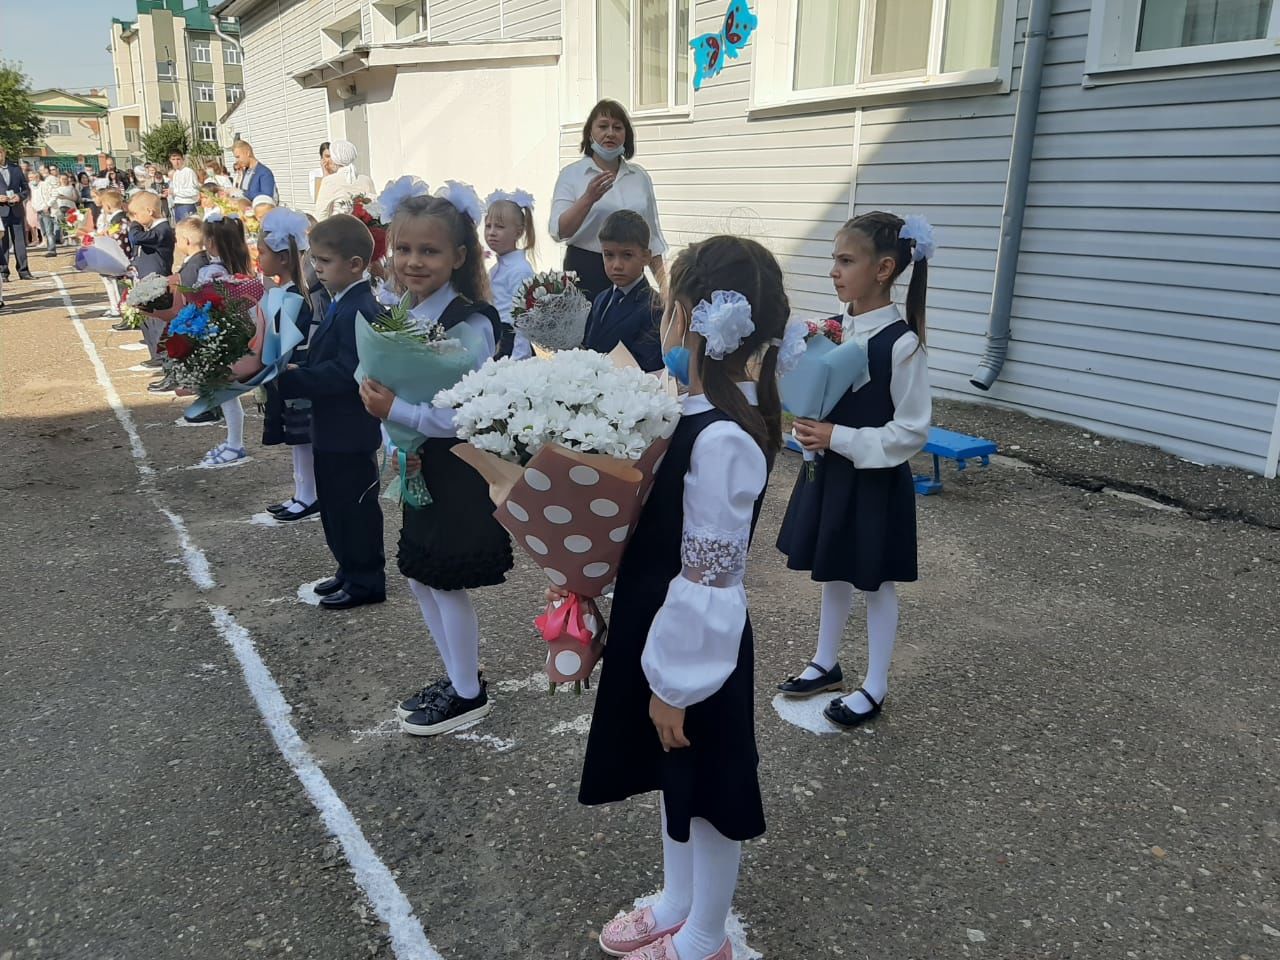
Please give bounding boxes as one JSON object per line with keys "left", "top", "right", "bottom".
{"left": 823, "top": 687, "right": 884, "bottom": 730}
{"left": 267, "top": 499, "right": 294, "bottom": 515}
{"left": 275, "top": 501, "right": 320, "bottom": 522}
{"left": 777, "top": 661, "right": 844, "bottom": 698}
{"left": 312, "top": 577, "right": 344, "bottom": 597}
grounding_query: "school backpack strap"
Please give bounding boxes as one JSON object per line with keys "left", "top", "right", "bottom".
{"left": 438, "top": 295, "right": 503, "bottom": 357}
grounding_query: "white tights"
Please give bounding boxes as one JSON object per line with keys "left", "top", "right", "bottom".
{"left": 222, "top": 399, "right": 245, "bottom": 450}
{"left": 102, "top": 277, "right": 121, "bottom": 312}
{"left": 650, "top": 800, "right": 740, "bottom": 958}
{"left": 801, "top": 580, "right": 899, "bottom": 714}
{"left": 406, "top": 578, "right": 481, "bottom": 699}
{"left": 292, "top": 443, "right": 316, "bottom": 505}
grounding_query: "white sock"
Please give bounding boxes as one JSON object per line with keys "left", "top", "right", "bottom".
{"left": 650, "top": 796, "right": 693, "bottom": 930}
{"left": 799, "top": 580, "right": 855, "bottom": 680}
{"left": 222, "top": 399, "right": 245, "bottom": 450}
{"left": 103, "top": 278, "right": 121, "bottom": 311}
{"left": 430, "top": 587, "right": 482, "bottom": 699}
{"left": 292, "top": 443, "right": 317, "bottom": 505}
{"left": 842, "top": 582, "right": 898, "bottom": 714}
{"left": 671, "top": 818, "right": 740, "bottom": 959}
{"left": 407, "top": 578, "right": 452, "bottom": 680}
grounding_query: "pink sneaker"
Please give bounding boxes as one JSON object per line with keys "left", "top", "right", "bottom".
{"left": 622, "top": 934, "right": 733, "bottom": 960}
{"left": 599, "top": 907, "right": 684, "bottom": 957}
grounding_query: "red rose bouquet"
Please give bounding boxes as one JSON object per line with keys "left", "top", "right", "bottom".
{"left": 348, "top": 194, "right": 388, "bottom": 263}
{"left": 163, "top": 276, "right": 267, "bottom": 398}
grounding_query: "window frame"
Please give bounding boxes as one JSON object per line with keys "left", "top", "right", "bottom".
{"left": 594, "top": 0, "right": 694, "bottom": 118}
{"left": 226, "top": 83, "right": 244, "bottom": 104}
{"left": 387, "top": 0, "right": 427, "bottom": 40}
{"left": 198, "top": 121, "right": 218, "bottom": 142}
{"left": 160, "top": 99, "right": 178, "bottom": 121}
{"left": 191, "top": 39, "right": 212, "bottom": 63}
{"left": 223, "top": 44, "right": 243, "bottom": 65}
{"left": 1085, "top": 0, "right": 1280, "bottom": 78}
{"left": 44, "top": 118, "right": 71, "bottom": 137}
{"left": 749, "top": 0, "right": 1016, "bottom": 114}
{"left": 196, "top": 82, "right": 215, "bottom": 102}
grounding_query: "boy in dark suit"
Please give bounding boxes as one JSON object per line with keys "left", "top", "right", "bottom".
{"left": 124, "top": 193, "right": 177, "bottom": 366}
{"left": 581, "top": 210, "right": 663, "bottom": 372}
{"left": 277, "top": 214, "right": 385, "bottom": 611}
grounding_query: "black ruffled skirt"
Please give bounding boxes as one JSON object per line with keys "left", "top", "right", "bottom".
{"left": 776, "top": 454, "right": 917, "bottom": 589}
{"left": 578, "top": 570, "right": 765, "bottom": 843}
{"left": 396, "top": 437, "right": 513, "bottom": 590}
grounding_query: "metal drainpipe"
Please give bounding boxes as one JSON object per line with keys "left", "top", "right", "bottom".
{"left": 970, "top": 0, "right": 1054, "bottom": 391}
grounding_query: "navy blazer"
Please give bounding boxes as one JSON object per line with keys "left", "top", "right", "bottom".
{"left": 582, "top": 277, "right": 664, "bottom": 372}
{"left": 129, "top": 220, "right": 175, "bottom": 276}
{"left": 278, "top": 280, "right": 381, "bottom": 454}
{"left": 177, "top": 250, "right": 210, "bottom": 288}
{"left": 0, "top": 164, "right": 29, "bottom": 224}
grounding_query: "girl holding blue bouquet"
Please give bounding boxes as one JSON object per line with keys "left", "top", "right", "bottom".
{"left": 357, "top": 178, "right": 513, "bottom": 737}
{"left": 776, "top": 211, "right": 933, "bottom": 729}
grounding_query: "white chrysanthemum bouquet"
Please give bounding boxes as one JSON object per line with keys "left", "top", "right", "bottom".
{"left": 436, "top": 348, "right": 681, "bottom": 691}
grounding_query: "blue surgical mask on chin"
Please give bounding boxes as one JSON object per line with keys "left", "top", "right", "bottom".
{"left": 662, "top": 346, "right": 691, "bottom": 386}
{"left": 592, "top": 140, "right": 626, "bottom": 162}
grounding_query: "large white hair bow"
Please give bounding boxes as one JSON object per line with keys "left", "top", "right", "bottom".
{"left": 260, "top": 207, "right": 311, "bottom": 253}
{"left": 691, "top": 290, "right": 755, "bottom": 359}
{"left": 436, "top": 180, "right": 484, "bottom": 224}
{"left": 900, "top": 214, "right": 936, "bottom": 262}
{"left": 377, "top": 175, "right": 431, "bottom": 222}
{"left": 484, "top": 187, "right": 535, "bottom": 211}
{"left": 775, "top": 318, "right": 809, "bottom": 376}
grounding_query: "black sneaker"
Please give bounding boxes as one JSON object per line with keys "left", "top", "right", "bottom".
{"left": 400, "top": 681, "right": 491, "bottom": 736}
{"left": 395, "top": 677, "right": 452, "bottom": 720}
{"left": 148, "top": 375, "right": 177, "bottom": 393}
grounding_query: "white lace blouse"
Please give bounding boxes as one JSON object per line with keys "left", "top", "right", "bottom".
{"left": 640, "top": 384, "right": 767, "bottom": 709}
{"left": 386, "top": 282, "right": 495, "bottom": 440}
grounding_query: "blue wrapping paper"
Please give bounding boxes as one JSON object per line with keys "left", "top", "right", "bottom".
{"left": 779, "top": 334, "right": 870, "bottom": 420}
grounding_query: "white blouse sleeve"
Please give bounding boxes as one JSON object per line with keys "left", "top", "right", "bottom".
{"left": 387, "top": 314, "right": 496, "bottom": 439}
{"left": 548, "top": 164, "right": 581, "bottom": 244}
{"left": 638, "top": 167, "right": 669, "bottom": 257}
{"left": 829, "top": 333, "right": 931, "bottom": 468}
{"left": 641, "top": 421, "right": 767, "bottom": 709}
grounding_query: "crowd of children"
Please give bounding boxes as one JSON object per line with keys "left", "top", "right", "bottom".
{"left": 91, "top": 163, "right": 932, "bottom": 959}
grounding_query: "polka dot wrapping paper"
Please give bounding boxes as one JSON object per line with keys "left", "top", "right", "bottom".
{"left": 452, "top": 436, "right": 672, "bottom": 598}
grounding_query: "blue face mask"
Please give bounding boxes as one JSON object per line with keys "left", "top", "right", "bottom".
{"left": 663, "top": 346, "right": 690, "bottom": 386}
{"left": 592, "top": 140, "right": 626, "bottom": 162}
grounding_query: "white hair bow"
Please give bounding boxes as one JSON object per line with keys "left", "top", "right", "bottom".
{"left": 204, "top": 209, "right": 240, "bottom": 223}
{"left": 900, "top": 214, "right": 936, "bottom": 262}
{"left": 436, "top": 180, "right": 484, "bottom": 225}
{"left": 690, "top": 290, "right": 755, "bottom": 359}
{"left": 485, "top": 187, "right": 535, "bottom": 211}
{"left": 260, "top": 207, "right": 311, "bottom": 253}
{"left": 377, "top": 175, "right": 431, "bottom": 222}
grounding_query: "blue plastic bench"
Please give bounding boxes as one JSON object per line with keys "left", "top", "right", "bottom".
{"left": 913, "top": 427, "right": 998, "bottom": 495}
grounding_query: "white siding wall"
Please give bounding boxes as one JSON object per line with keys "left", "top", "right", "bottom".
{"left": 428, "top": 0, "right": 559, "bottom": 39}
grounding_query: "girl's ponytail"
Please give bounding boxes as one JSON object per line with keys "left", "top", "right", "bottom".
{"left": 905, "top": 257, "right": 927, "bottom": 345}
{"left": 287, "top": 235, "right": 313, "bottom": 315}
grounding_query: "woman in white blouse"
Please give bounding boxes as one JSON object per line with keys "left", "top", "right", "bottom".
{"left": 549, "top": 99, "right": 668, "bottom": 301}
{"left": 313, "top": 140, "right": 377, "bottom": 220}
{"left": 308, "top": 141, "right": 335, "bottom": 203}
{"left": 569, "top": 236, "right": 789, "bottom": 960}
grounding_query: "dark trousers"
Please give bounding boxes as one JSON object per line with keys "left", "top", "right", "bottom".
{"left": 141, "top": 317, "right": 167, "bottom": 359}
{"left": 1, "top": 216, "right": 29, "bottom": 277}
{"left": 313, "top": 449, "right": 385, "bottom": 595}
{"left": 173, "top": 203, "right": 198, "bottom": 223}
{"left": 564, "top": 245, "right": 608, "bottom": 303}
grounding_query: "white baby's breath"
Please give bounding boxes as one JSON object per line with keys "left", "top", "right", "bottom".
{"left": 130, "top": 273, "right": 171, "bottom": 305}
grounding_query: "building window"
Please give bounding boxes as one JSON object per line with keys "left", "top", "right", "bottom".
{"left": 160, "top": 99, "right": 178, "bottom": 120}
{"left": 1087, "top": 0, "right": 1278, "bottom": 73}
{"left": 191, "top": 40, "right": 212, "bottom": 63}
{"left": 157, "top": 60, "right": 176, "bottom": 79}
{"left": 199, "top": 122, "right": 217, "bottom": 142}
{"left": 597, "top": 0, "right": 691, "bottom": 113}
{"left": 393, "top": 1, "right": 426, "bottom": 38}
{"left": 224, "top": 45, "right": 243, "bottom": 64}
{"left": 339, "top": 27, "right": 363, "bottom": 48}
{"left": 125, "top": 128, "right": 138, "bottom": 144}
{"left": 196, "top": 82, "right": 215, "bottom": 102}
{"left": 44, "top": 118, "right": 71, "bottom": 137}
{"left": 227, "top": 83, "right": 244, "bottom": 103}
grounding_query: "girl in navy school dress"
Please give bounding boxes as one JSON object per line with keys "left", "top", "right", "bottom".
{"left": 256, "top": 207, "right": 320, "bottom": 521}
{"left": 776, "top": 211, "right": 933, "bottom": 729}
{"left": 357, "top": 181, "right": 513, "bottom": 738}
{"left": 562, "top": 237, "right": 788, "bottom": 960}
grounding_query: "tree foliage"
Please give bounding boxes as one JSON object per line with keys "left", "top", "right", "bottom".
{"left": 140, "top": 120, "right": 223, "bottom": 164}
{"left": 0, "top": 61, "right": 44, "bottom": 156}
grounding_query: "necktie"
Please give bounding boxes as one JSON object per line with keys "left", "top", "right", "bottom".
{"left": 603, "top": 286, "right": 624, "bottom": 319}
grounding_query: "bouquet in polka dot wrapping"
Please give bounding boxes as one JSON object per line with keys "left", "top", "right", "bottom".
{"left": 440, "top": 348, "right": 680, "bottom": 689}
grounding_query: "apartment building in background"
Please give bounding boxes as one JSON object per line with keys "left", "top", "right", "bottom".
{"left": 107, "top": 0, "right": 245, "bottom": 165}
{"left": 24, "top": 90, "right": 113, "bottom": 167}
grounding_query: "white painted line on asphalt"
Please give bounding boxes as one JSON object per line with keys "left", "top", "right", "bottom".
{"left": 53, "top": 274, "right": 444, "bottom": 960}
{"left": 118, "top": 341, "right": 148, "bottom": 351}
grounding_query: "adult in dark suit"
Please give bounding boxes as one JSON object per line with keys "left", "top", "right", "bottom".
{"left": 0, "top": 146, "right": 33, "bottom": 281}
{"left": 277, "top": 215, "right": 385, "bottom": 610}
{"left": 581, "top": 209, "right": 663, "bottom": 371}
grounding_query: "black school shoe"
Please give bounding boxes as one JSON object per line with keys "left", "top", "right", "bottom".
{"left": 275, "top": 501, "right": 320, "bottom": 522}
{"left": 777, "top": 661, "right": 844, "bottom": 698}
{"left": 400, "top": 681, "right": 491, "bottom": 736}
{"left": 312, "top": 576, "right": 344, "bottom": 597}
{"left": 184, "top": 409, "right": 223, "bottom": 424}
{"left": 823, "top": 687, "right": 883, "bottom": 730}
{"left": 394, "top": 671, "right": 484, "bottom": 720}
{"left": 318, "top": 588, "right": 386, "bottom": 610}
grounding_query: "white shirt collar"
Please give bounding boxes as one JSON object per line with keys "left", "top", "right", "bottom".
{"left": 681, "top": 381, "right": 758, "bottom": 415}
{"left": 614, "top": 277, "right": 644, "bottom": 297}
{"left": 408, "top": 281, "right": 456, "bottom": 322}
{"left": 494, "top": 249, "right": 528, "bottom": 273}
{"left": 575, "top": 153, "right": 635, "bottom": 180}
{"left": 330, "top": 279, "right": 362, "bottom": 303}
{"left": 844, "top": 302, "right": 902, "bottom": 338}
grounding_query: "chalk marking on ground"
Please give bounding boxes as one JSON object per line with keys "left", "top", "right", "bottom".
{"left": 297, "top": 579, "right": 326, "bottom": 606}
{"left": 53, "top": 274, "right": 443, "bottom": 960}
{"left": 493, "top": 670, "right": 550, "bottom": 694}
{"left": 352, "top": 718, "right": 403, "bottom": 743}
{"left": 550, "top": 714, "right": 592, "bottom": 736}
{"left": 118, "top": 341, "right": 148, "bottom": 352}
{"left": 249, "top": 511, "right": 321, "bottom": 527}
{"left": 770, "top": 694, "right": 841, "bottom": 737}
{"left": 632, "top": 893, "right": 762, "bottom": 959}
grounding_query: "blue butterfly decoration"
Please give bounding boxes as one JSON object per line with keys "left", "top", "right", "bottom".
{"left": 690, "top": 0, "right": 759, "bottom": 91}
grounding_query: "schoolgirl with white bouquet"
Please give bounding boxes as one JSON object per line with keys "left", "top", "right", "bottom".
{"left": 356, "top": 177, "right": 513, "bottom": 737}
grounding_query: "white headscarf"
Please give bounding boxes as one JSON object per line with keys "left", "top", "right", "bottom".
{"left": 328, "top": 140, "right": 359, "bottom": 184}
